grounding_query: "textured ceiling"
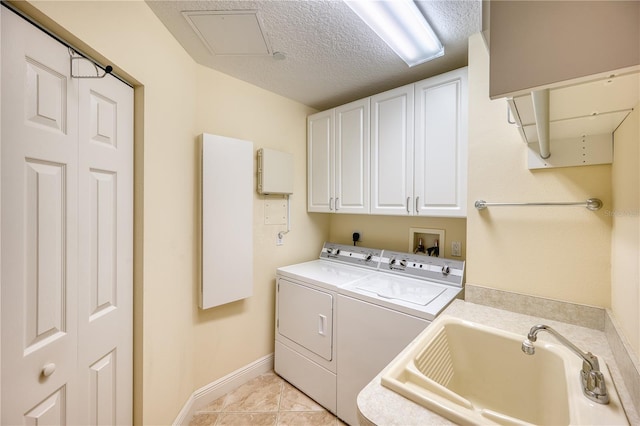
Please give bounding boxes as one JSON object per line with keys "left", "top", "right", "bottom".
{"left": 146, "top": 0, "right": 482, "bottom": 110}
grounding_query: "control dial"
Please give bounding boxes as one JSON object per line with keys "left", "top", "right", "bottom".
{"left": 327, "top": 248, "right": 341, "bottom": 256}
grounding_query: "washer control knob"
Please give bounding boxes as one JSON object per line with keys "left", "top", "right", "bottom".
{"left": 399, "top": 259, "right": 407, "bottom": 267}
{"left": 335, "top": 249, "right": 341, "bottom": 255}
{"left": 442, "top": 265, "right": 450, "bottom": 275}
{"left": 390, "top": 258, "right": 396, "bottom": 265}
{"left": 365, "top": 253, "right": 373, "bottom": 261}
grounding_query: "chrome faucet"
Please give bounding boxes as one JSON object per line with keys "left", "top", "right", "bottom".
{"left": 522, "top": 324, "right": 609, "bottom": 404}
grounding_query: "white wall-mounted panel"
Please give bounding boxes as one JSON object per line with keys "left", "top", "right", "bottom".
{"left": 201, "top": 133, "right": 253, "bottom": 309}
{"left": 257, "top": 148, "right": 293, "bottom": 195}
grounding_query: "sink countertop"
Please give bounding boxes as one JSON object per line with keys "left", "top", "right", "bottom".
{"left": 357, "top": 299, "right": 640, "bottom": 426}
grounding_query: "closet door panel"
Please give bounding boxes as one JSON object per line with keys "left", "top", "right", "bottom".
{"left": 2, "top": 7, "right": 133, "bottom": 425}
{"left": 78, "top": 74, "right": 134, "bottom": 425}
{"left": 1, "top": 8, "right": 79, "bottom": 424}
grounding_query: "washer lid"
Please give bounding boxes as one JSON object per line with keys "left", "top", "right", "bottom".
{"left": 340, "top": 273, "right": 461, "bottom": 320}
{"left": 356, "top": 280, "right": 446, "bottom": 306}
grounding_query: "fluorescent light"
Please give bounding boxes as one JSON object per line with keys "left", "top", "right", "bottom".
{"left": 345, "top": 0, "right": 444, "bottom": 67}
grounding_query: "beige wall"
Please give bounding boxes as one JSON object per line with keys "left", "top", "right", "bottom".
{"left": 329, "top": 215, "right": 466, "bottom": 259}
{"left": 467, "top": 33, "right": 612, "bottom": 307}
{"left": 16, "top": 1, "right": 329, "bottom": 424}
{"left": 192, "top": 66, "right": 327, "bottom": 388}
{"left": 611, "top": 105, "right": 640, "bottom": 358}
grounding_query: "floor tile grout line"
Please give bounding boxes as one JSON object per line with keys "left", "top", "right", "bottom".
{"left": 275, "top": 379, "right": 284, "bottom": 425}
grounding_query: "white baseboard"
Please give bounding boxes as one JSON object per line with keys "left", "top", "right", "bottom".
{"left": 173, "top": 353, "right": 274, "bottom": 425}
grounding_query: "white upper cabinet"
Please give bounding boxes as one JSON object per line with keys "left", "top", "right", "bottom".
{"left": 308, "top": 109, "right": 334, "bottom": 212}
{"left": 335, "top": 99, "right": 370, "bottom": 213}
{"left": 308, "top": 99, "right": 370, "bottom": 214}
{"left": 414, "top": 68, "right": 468, "bottom": 217}
{"left": 308, "top": 67, "right": 468, "bottom": 217}
{"left": 370, "top": 84, "right": 414, "bottom": 215}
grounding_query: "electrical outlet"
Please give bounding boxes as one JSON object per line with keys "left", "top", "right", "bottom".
{"left": 276, "top": 232, "right": 284, "bottom": 246}
{"left": 352, "top": 231, "right": 361, "bottom": 244}
{"left": 451, "top": 241, "right": 461, "bottom": 257}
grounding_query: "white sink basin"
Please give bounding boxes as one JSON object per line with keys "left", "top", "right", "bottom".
{"left": 381, "top": 315, "right": 629, "bottom": 425}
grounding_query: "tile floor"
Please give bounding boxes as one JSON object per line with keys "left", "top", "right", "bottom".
{"left": 189, "top": 372, "right": 346, "bottom": 426}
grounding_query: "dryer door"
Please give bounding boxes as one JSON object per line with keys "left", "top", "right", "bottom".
{"left": 277, "top": 279, "right": 333, "bottom": 361}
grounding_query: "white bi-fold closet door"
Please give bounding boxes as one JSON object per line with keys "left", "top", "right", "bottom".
{"left": 1, "top": 7, "right": 133, "bottom": 425}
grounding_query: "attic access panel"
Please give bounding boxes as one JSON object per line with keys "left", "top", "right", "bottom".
{"left": 183, "top": 10, "right": 272, "bottom": 56}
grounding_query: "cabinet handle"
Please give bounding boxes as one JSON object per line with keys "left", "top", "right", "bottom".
{"left": 406, "top": 197, "right": 410, "bottom": 214}
{"left": 329, "top": 197, "right": 334, "bottom": 211}
{"left": 335, "top": 198, "right": 339, "bottom": 211}
{"left": 415, "top": 196, "right": 420, "bottom": 214}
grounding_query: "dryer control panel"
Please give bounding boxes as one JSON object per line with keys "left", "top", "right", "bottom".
{"left": 320, "top": 242, "right": 382, "bottom": 269}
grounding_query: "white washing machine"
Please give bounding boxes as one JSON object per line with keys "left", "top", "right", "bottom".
{"left": 274, "top": 243, "right": 382, "bottom": 414}
{"left": 336, "top": 250, "right": 464, "bottom": 425}
{"left": 275, "top": 243, "right": 464, "bottom": 425}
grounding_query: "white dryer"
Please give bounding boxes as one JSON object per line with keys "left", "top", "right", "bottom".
{"left": 274, "top": 243, "right": 381, "bottom": 414}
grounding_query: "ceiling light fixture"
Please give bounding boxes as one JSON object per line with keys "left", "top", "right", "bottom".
{"left": 345, "top": 0, "right": 444, "bottom": 67}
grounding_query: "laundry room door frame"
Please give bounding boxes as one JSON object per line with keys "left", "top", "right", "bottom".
{"left": 0, "top": 5, "right": 134, "bottom": 424}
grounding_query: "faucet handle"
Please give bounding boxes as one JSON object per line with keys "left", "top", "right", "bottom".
{"left": 582, "top": 369, "right": 609, "bottom": 404}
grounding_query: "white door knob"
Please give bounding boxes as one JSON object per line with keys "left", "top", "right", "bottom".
{"left": 42, "top": 363, "right": 56, "bottom": 377}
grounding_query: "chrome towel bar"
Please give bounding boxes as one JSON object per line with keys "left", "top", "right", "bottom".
{"left": 475, "top": 198, "right": 603, "bottom": 211}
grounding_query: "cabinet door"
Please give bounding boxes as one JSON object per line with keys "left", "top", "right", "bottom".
{"left": 414, "top": 68, "right": 468, "bottom": 217}
{"left": 335, "top": 99, "right": 369, "bottom": 214}
{"left": 307, "top": 110, "right": 334, "bottom": 212}
{"left": 370, "top": 85, "right": 414, "bottom": 215}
